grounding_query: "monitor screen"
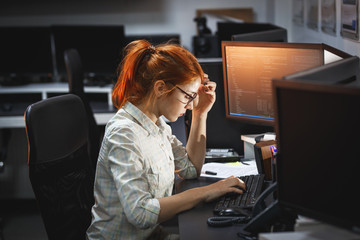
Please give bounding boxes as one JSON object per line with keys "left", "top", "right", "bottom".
{"left": 221, "top": 41, "right": 324, "bottom": 126}
{"left": 283, "top": 56, "right": 360, "bottom": 85}
{"left": 0, "top": 27, "right": 53, "bottom": 78}
{"left": 198, "top": 58, "right": 273, "bottom": 155}
{"left": 273, "top": 80, "right": 360, "bottom": 231}
{"left": 52, "top": 25, "right": 125, "bottom": 81}
{"left": 231, "top": 28, "right": 288, "bottom": 43}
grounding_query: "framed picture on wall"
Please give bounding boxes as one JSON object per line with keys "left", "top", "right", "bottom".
{"left": 341, "top": 0, "right": 359, "bottom": 40}
{"left": 321, "top": 0, "right": 337, "bottom": 36}
{"left": 306, "top": 0, "right": 319, "bottom": 30}
{"left": 293, "top": 0, "right": 305, "bottom": 25}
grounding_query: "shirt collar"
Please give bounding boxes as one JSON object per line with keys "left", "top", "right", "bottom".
{"left": 122, "top": 102, "right": 166, "bottom": 136}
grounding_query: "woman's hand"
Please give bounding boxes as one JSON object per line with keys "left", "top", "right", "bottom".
{"left": 157, "top": 175, "right": 246, "bottom": 223}
{"left": 193, "top": 74, "right": 216, "bottom": 116}
{"left": 201, "top": 176, "right": 246, "bottom": 203}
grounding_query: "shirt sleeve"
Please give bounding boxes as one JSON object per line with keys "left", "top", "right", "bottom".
{"left": 106, "top": 124, "right": 160, "bottom": 229}
{"left": 165, "top": 125, "right": 198, "bottom": 179}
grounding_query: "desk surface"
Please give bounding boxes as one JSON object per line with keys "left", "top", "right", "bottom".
{"left": 175, "top": 177, "right": 247, "bottom": 240}
{"left": 0, "top": 82, "right": 116, "bottom": 128}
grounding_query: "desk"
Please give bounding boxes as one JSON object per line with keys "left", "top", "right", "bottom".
{"left": 175, "top": 177, "right": 246, "bottom": 240}
{"left": 0, "top": 82, "right": 116, "bottom": 128}
{"left": 0, "top": 82, "right": 116, "bottom": 199}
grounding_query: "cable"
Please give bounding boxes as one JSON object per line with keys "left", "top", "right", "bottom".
{"left": 207, "top": 216, "right": 251, "bottom": 227}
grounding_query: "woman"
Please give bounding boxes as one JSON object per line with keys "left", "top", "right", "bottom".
{"left": 86, "top": 40, "right": 246, "bottom": 239}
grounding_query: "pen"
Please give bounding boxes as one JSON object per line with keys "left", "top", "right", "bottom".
{"left": 205, "top": 170, "right": 217, "bottom": 175}
{"left": 240, "top": 160, "right": 250, "bottom": 165}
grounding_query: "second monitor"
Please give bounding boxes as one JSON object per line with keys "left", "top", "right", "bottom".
{"left": 221, "top": 41, "right": 354, "bottom": 126}
{"left": 221, "top": 41, "right": 325, "bottom": 126}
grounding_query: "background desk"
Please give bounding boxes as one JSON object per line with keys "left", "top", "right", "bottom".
{"left": 0, "top": 82, "right": 116, "bottom": 128}
{"left": 0, "top": 82, "right": 116, "bottom": 199}
{"left": 175, "top": 177, "right": 246, "bottom": 240}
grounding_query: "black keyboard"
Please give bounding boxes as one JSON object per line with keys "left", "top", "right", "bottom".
{"left": 214, "top": 174, "right": 265, "bottom": 215}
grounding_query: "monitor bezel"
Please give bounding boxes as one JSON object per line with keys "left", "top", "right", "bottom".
{"left": 221, "top": 41, "right": 325, "bottom": 126}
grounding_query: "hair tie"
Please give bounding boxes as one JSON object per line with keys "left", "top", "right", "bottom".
{"left": 147, "top": 45, "right": 156, "bottom": 54}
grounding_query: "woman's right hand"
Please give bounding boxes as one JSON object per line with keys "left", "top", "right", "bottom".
{"left": 201, "top": 176, "right": 246, "bottom": 203}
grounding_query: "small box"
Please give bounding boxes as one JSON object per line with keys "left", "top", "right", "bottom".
{"left": 241, "top": 134, "right": 262, "bottom": 159}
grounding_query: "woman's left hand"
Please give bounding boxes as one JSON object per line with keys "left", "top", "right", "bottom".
{"left": 193, "top": 74, "right": 216, "bottom": 115}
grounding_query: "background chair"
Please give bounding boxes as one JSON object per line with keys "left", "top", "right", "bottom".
{"left": 64, "top": 48, "right": 101, "bottom": 171}
{"left": 24, "top": 94, "right": 95, "bottom": 240}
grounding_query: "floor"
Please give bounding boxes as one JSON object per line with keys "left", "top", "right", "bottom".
{"left": 0, "top": 200, "right": 47, "bottom": 240}
{"left": 0, "top": 199, "right": 179, "bottom": 240}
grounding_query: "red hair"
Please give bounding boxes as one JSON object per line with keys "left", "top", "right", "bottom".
{"left": 112, "top": 40, "right": 204, "bottom": 109}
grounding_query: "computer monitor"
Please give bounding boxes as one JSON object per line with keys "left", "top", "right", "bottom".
{"left": 283, "top": 56, "right": 360, "bottom": 85}
{"left": 273, "top": 79, "right": 360, "bottom": 232}
{"left": 221, "top": 41, "right": 324, "bottom": 126}
{"left": 52, "top": 25, "right": 125, "bottom": 83}
{"left": 217, "top": 22, "right": 284, "bottom": 43}
{"left": 0, "top": 27, "right": 53, "bottom": 84}
{"left": 125, "top": 34, "right": 180, "bottom": 46}
{"left": 198, "top": 58, "right": 273, "bottom": 155}
{"left": 231, "top": 28, "right": 288, "bottom": 42}
{"left": 216, "top": 22, "right": 286, "bottom": 57}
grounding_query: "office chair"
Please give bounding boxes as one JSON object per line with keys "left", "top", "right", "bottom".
{"left": 64, "top": 48, "right": 101, "bottom": 171}
{"left": 24, "top": 94, "right": 95, "bottom": 240}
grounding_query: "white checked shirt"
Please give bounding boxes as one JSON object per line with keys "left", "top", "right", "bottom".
{"left": 87, "top": 102, "right": 197, "bottom": 240}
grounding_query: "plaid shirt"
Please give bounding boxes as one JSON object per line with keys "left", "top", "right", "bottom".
{"left": 87, "top": 102, "right": 197, "bottom": 240}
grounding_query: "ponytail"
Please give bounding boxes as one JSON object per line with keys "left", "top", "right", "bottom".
{"left": 112, "top": 40, "right": 152, "bottom": 109}
{"left": 112, "top": 40, "right": 204, "bottom": 109}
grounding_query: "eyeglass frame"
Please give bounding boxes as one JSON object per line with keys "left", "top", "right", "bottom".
{"left": 175, "top": 86, "right": 198, "bottom": 106}
{"left": 166, "top": 82, "right": 198, "bottom": 107}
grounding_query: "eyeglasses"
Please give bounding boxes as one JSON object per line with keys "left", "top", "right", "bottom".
{"left": 175, "top": 86, "right": 197, "bottom": 107}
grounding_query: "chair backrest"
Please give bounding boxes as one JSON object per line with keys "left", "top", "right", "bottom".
{"left": 64, "top": 48, "right": 101, "bottom": 170}
{"left": 64, "top": 48, "right": 84, "bottom": 95}
{"left": 25, "top": 94, "right": 95, "bottom": 240}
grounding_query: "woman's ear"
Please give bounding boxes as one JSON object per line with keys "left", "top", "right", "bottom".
{"left": 153, "top": 80, "right": 167, "bottom": 97}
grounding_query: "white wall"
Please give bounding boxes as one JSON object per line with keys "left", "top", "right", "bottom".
{"left": 0, "top": 0, "right": 272, "bottom": 51}
{"left": 274, "top": 0, "right": 360, "bottom": 57}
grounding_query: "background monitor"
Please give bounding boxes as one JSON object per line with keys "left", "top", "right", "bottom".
{"left": 217, "top": 22, "right": 284, "bottom": 42}
{"left": 0, "top": 27, "right": 53, "bottom": 85}
{"left": 231, "top": 28, "right": 288, "bottom": 42}
{"left": 52, "top": 25, "right": 125, "bottom": 83}
{"left": 125, "top": 34, "right": 180, "bottom": 46}
{"left": 283, "top": 56, "right": 360, "bottom": 85}
{"left": 221, "top": 41, "right": 324, "bottom": 126}
{"left": 216, "top": 22, "right": 286, "bottom": 56}
{"left": 273, "top": 79, "right": 360, "bottom": 232}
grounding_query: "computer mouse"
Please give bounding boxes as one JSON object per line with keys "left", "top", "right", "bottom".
{"left": 218, "top": 207, "right": 250, "bottom": 217}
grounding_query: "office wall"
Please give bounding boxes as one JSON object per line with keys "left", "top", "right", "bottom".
{"left": 1, "top": 0, "right": 358, "bottom": 55}
{"left": 0, "top": 0, "right": 273, "bottom": 51}
{"left": 273, "top": 0, "right": 360, "bottom": 57}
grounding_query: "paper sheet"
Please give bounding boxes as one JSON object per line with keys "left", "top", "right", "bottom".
{"left": 200, "top": 160, "right": 258, "bottom": 178}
